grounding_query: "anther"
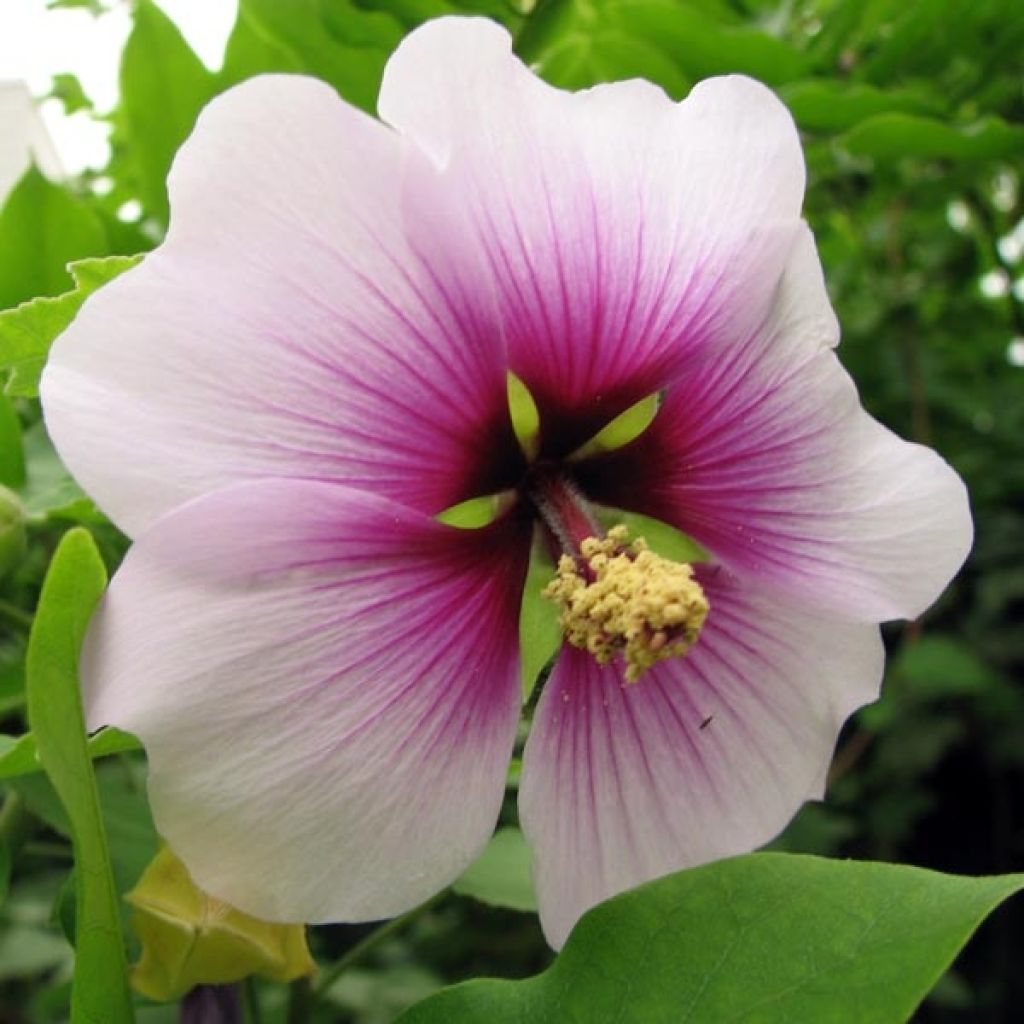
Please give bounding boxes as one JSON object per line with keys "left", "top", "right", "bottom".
{"left": 543, "top": 525, "right": 709, "bottom": 682}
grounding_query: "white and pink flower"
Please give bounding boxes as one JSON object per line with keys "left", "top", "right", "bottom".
{"left": 41, "top": 18, "right": 971, "bottom": 948}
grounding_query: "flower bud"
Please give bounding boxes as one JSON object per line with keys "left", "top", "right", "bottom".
{"left": 126, "top": 845, "right": 316, "bottom": 1002}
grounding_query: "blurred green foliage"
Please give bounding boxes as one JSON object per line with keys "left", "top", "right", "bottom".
{"left": 0, "top": 0, "right": 1022, "bottom": 1021}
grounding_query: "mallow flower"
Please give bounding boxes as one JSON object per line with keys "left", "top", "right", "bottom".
{"left": 40, "top": 17, "right": 971, "bottom": 948}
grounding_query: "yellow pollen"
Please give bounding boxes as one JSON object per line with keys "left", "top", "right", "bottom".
{"left": 542, "top": 525, "right": 709, "bottom": 682}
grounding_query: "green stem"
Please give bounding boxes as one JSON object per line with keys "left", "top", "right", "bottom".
{"left": 311, "top": 892, "right": 445, "bottom": 1004}
{"left": 0, "top": 598, "right": 31, "bottom": 629}
{"left": 243, "top": 976, "right": 264, "bottom": 1024}
{"left": 285, "top": 976, "right": 312, "bottom": 1024}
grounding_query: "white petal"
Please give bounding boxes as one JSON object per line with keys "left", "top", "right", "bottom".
{"left": 42, "top": 75, "right": 519, "bottom": 537}
{"left": 84, "top": 479, "right": 529, "bottom": 922}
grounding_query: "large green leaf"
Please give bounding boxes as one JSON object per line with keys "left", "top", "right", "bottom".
{"left": 116, "top": 0, "right": 216, "bottom": 225}
{"left": 0, "top": 169, "right": 107, "bottom": 311}
{"left": 221, "top": 0, "right": 401, "bottom": 112}
{"left": 26, "top": 529, "right": 134, "bottom": 1023}
{"left": 533, "top": 29, "right": 692, "bottom": 97}
{"left": 842, "top": 113, "right": 1024, "bottom": 164}
{"left": 0, "top": 254, "right": 140, "bottom": 397}
{"left": 780, "top": 81, "right": 940, "bottom": 134}
{"left": 606, "top": 1, "right": 812, "bottom": 85}
{"left": 519, "top": 0, "right": 811, "bottom": 95}
{"left": 398, "top": 854, "right": 1023, "bottom": 1023}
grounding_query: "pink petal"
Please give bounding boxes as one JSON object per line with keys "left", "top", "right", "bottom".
{"left": 519, "top": 566, "right": 883, "bottom": 948}
{"left": 579, "top": 226, "right": 972, "bottom": 622}
{"left": 83, "top": 479, "right": 530, "bottom": 923}
{"left": 379, "top": 18, "right": 805, "bottom": 453}
{"left": 42, "top": 74, "right": 521, "bottom": 538}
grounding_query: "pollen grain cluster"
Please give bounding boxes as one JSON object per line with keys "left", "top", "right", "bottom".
{"left": 543, "top": 525, "right": 709, "bottom": 682}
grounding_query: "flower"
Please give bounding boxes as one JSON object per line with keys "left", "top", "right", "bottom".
{"left": 40, "top": 17, "right": 971, "bottom": 949}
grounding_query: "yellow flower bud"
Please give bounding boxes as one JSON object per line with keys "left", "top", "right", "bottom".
{"left": 126, "top": 845, "right": 316, "bottom": 1002}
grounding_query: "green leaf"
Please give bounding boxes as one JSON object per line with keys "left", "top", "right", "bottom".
{"left": 0, "top": 397, "right": 26, "bottom": 487}
{"left": 893, "top": 635, "right": 1006, "bottom": 700}
{"left": 0, "top": 728, "right": 141, "bottom": 783}
{"left": 842, "top": 114, "right": 1024, "bottom": 164}
{"left": 16, "top": 420, "right": 98, "bottom": 522}
{"left": 780, "top": 81, "right": 940, "bottom": 134}
{"left": 14, "top": 760, "right": 159, "bottom": 947}
{"left": 398, "top": 854, "right": 1024, "bottom": 1024}
{"left": 117, "top": 0, "right": 216, "bottom": 225}
{"left": 48, "top": 73, "right": 93, "bottom": 115}
{"left": 0, "top": 169, "right": 107, "bottom": 311}
{"left": 26, "top": 529, "right": 134, "bottom": 1023}
{"left": 0, "top": 926, "right": 74, "bottom": 981}
{"left": 0, "top": 841, "right": 9, "bottom": 906}
{"left": 0, "top": 254, "right": 140, "bottom": 397}
{"left": 453, "top": 827, "right": 537, "bottom": 912}
{"left": 353, "top": 0, "right": 523, "bottom": 30}
{"left": 47, "top": 0, "right": 107, "bottom": 12}
{"left": 611, "top": 2, "right": 812, "bottom": 85}
{"left": 519, "top": 551, "right": 561, "bottom": 702}
{"left": 221, "top": 0, "right": 400, "bottom": 113}
{"left": 536, "top": 30, "right": 692, "bottom": 97}
{"left": 520, "top": 0, "right": 811, "bottom": 94}
{"left": 218, "top": 1, "right": 305, "bottom": 86}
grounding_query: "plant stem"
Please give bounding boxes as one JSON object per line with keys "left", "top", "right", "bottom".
{"left": 243, "top": 976, "right": 264, "bottom": 1024}
{"left": 311, "top": 891, "right": 445, "bottom": 1004}
{"left": 285, "top": 977, "right": 312, "bottom": 1024}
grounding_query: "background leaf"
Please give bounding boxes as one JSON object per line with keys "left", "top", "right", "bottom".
{"left": 453, "top": 827, "right": 537, "bottom": 912}
{"left": 780, "top": 81, "right": 940, "bottom": 134}
{"left": 0, "top": 169, "right": 106, "bottom": 311}
{"left": 519, "top": 0, "right": 811, "bottom": 95}
{"left": 220, "top": 0, "right": 400, "bottom": 112}
{"left": 115, "top": 0, "right": 216, "bottom": 225}
{"left": 842, "top": 113, "right": 1024, "bottom": 164}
